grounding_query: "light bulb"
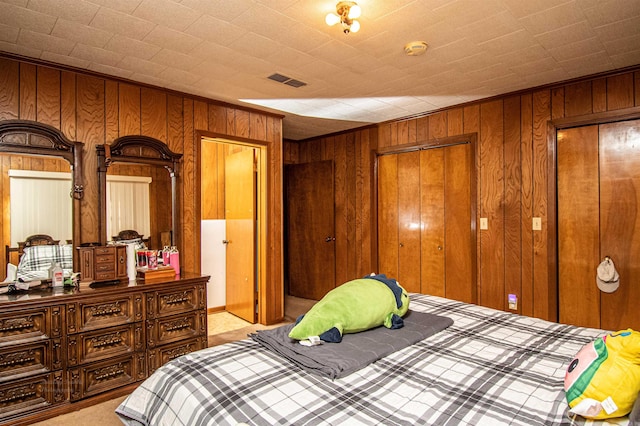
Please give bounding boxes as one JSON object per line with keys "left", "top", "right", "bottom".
{"left": 325, "top": 13, "right": 340, "bottom": 26}
{"left": 350, "top": 20, "right": 360, "bottom": 33}
{"left": 348, "top": 5, "right": 361, "bottom": 19}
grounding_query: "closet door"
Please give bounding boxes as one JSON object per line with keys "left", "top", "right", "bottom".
{"left": 378, "top": 155, "right": 399, "bottom": 280}
{"left": 397, "top": 151, "right": 421, "bottom": 291}
{"left": 420, "top": 148, "right": 445, "bottom": 296}
{"left": 599, "top": 120, "right": 640, "bottom": 331}
{"left": 378, "top": 152, "right": 421, "bottom": 292}
{"left": 378, "top": 143, "right": 474, "bottom": 300}
{"left": 558, "top": 119, "right": 640, "bottom": 330}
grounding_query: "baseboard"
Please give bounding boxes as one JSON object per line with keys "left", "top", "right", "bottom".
{"left": 208, "top": 305, "right": 225, "bottom": 314}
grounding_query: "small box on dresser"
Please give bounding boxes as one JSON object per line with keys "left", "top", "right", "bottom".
{"left": 77, "top": 245, "right": 128, "bottom": 283}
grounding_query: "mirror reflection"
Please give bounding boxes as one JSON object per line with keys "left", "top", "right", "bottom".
{"left": 1, "top": 153, "right": 74, "bottom": 282}
{"left": 106, "top": 162, "right": 173, "bottom": 249}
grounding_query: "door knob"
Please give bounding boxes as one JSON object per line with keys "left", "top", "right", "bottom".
{"left": 399, "top": 243, "right": 404, "bottom": 247}
{"left": 325, "top": 236, "right": 335, "bottom": 242}
{"left": 222, "top": 240, "right": 230, "bottom": 244}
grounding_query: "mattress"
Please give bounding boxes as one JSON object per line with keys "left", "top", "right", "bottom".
{"left": 116, "top": 293, "right": 615, "bottom": 425}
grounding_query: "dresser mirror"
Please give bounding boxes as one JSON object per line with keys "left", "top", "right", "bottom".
{"left": 0, "top": 119, "right": 84, "bottom": 281}
{"left": 97, "top": 136, "right": 182, "bottom": 250}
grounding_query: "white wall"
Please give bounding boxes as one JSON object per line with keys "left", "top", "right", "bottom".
{"left": 201, "top": 219, "right": 226, "bottom": 308}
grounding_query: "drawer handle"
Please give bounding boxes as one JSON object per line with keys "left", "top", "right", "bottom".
{"left": 90, "top": 303, "right": 122, "bottom": 316}
{"left": 96, "top": 265, "right": 113, "bottom": 271}
{"left": 91, "top": 332, "right": 123, "bottom": 348}
{"left": 0, "top": 317, "right": 35, "bottom": 332}
{"left": 94, "top": 364, "right": 125, "bottom": 381}
{"left": 0, "top": 351, "right": 35, "bottom": 368}
{"left": 168, "top": 347, "right": 189, "bottom": 360}
{"left": 0, "top": 386, "right": 37, "bottom": 404}
{"left": 165, "top": 318, "right": 191, "bottom": 332}
{"left": 163, "top": 294, "right": 189, "bottom": 305}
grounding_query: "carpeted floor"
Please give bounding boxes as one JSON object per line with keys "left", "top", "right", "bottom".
{"left": 32, "top": 295, "right": 316, "bottom": 426}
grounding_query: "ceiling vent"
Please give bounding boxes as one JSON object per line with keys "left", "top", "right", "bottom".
{"left": 268, "top": 73, "right": 307, "bottom": 88}
{"left": 404, "top": 41, "right": 428, "bottom": 56}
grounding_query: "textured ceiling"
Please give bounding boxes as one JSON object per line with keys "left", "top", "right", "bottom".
{"left": 1, "top": 0, "right": 640, "bottom": 140}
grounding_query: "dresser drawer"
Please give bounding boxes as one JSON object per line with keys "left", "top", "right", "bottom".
{"left": 146, "top": 336, "right": 207, "bottom": 375}
{"left": 0, "top": 371, "right": 65, "bottom": 419}
{"left": 69, "top": 353, "right": 144, "bottom": 401}
{"left": 146, "top": 311, "right": 206, "bottom": 348}
{"left": 146, "top": 285, "right": 203, "bottom": 319}
{"left": 0, "top": 306, "right": 63, "bottom": 347}
{"left": 94, "top": 253, "right": 115, "bottom": 265}
{"left": 93, "top": 247, "right": 115, "bottom": 256}
{"left": 0, "top": 339, "right": 64, "bottom": 383}
{"left": 66, "top": 294, "right": 144, "bottom": 334}
{"left": 94, "top": 271, "right": 116, "bottom": 281}
{"left": 94, "top": 261, "right": 115, "bottom": 272}
{"left": 67, "top": 323, "right": 144, "bottom": 366}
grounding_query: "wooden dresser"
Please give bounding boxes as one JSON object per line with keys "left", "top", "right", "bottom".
{"left": 0, "top": 273, "right": 209, "bottom": 425}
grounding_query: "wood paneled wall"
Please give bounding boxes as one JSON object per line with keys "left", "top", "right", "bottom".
{"left": 0, "top": 56, "right": 284, "bottom": 324}
{"left": 285, "top": 67, "right": 640, "bottom": 322}
{"left": 201, "top": 142, "right": 252, "bottom": 221}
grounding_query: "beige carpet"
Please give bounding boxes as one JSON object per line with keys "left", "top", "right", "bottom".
{"left": 32, "top": 295, "right": 316, "bottom": 426}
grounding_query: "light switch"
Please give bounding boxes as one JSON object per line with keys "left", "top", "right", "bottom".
{"left": 532, "top": 217, "right": 542, "bottom": 231}
{"left": 480, "top": 218, "right": 488, "bottom": 230}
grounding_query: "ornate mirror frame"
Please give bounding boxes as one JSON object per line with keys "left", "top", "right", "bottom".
{"left": 0, "top": 119, "right": 84, "bottom": 272}
{"left": 97, "top": 135, "right": 182, "bottom": 248}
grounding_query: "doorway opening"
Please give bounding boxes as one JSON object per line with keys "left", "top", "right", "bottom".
{"left": 199, "top": 136, "right": 267, "bottom": 324}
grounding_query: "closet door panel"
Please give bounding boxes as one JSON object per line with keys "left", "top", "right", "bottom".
{"left": 599, "top": 119, "right": 640, "bottom": 331}
{"left": 557, "top": 125, "right": 601, "bottom": 328}
{"left": 397, "top": 151, "right": 421, "bottom": 292}
{"left": 444, "top": 144, "right": 474, "bottom": 303}
{"left": 377, "top": 155, "right": 399, "bottom": 279}
{"left": 420, "top": 149, "right": 445, "bottom": 296}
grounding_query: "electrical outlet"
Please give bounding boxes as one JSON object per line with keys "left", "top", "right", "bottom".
{"left": 508, "top": 294, "right": 518, "bottom": 310}
{"left": 480, "top": 218, "right": 488, "bottom": 230}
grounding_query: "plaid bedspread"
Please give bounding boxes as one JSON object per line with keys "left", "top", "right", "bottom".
{"left": 16, "top": 244, "right": 73, "bottom": 281}
{"left": 116, "top": 294, "right": 616, "bottom": 426}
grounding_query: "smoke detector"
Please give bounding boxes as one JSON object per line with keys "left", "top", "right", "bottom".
{"left": 404, "top": 41, "right": 428, "bottom": 56}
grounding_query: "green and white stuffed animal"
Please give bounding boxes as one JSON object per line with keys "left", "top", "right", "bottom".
{"left": 288, "top": 274, "right": 410, "bottom": 343}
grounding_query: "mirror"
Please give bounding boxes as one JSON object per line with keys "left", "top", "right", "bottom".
{"left": 0, "top": 119, "right": 84, "bottom": 281}
{"left": 97, "top": 136, "right": 182, "bottom": 250}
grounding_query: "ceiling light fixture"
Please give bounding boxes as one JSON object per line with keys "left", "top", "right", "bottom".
{"left": 326, "top": 1, "right": 361, "bottom": 34}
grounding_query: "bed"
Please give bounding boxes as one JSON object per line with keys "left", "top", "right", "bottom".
{"left": 4, "top": 234, "right": 73, "bottom": 281}
{"left": 116, "top": 293, "right": 623, "bottom": 426}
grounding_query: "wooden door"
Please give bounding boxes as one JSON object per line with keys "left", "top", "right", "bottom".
{"left": 378, "top": 144, "right": 473, "bottom": 299}
{"left": 420, "top": 148, "right": 445, "bottom": 297}
{"left": 558, "top": 119, "right": 640, "bottom": 330}
{"left": 286, "top": 161, "right": 335, "bottom": 300}
{"left": 378, "top": 151, "right": 421, "bottom": 292}
{"left": 378, "top": 155, "right": 399, "bottom": 280}
{"left": 225, "top": 149, "right": 256, "bottom": 323}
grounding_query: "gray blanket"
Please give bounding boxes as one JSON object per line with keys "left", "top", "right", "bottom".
{"left": 250, "top": 310, "right": 453, "bottom": 379}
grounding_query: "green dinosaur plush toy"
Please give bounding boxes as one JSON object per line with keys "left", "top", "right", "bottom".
{"left": 288, "top": 274, "right": 410, "bottom": 343}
